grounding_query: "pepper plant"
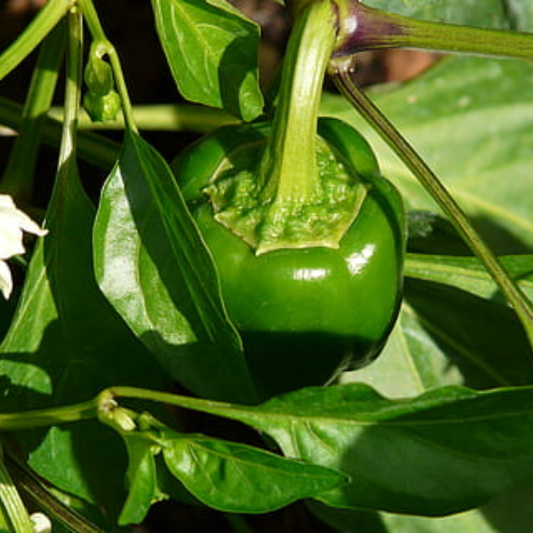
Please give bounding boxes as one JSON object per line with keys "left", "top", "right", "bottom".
{"left": 1, "top": 0, "right": 533, "bottom": 531}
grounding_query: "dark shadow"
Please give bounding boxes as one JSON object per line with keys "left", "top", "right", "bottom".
{"left": 338, "top": 425, "right": 533, "bottom": 519}
{"left": 407, "top": 210, "right": 533, "bottom": 256}
{"left": 0, "top": 320, "right": 130, "bottom": 521}
{"left": 219, "top": 35, "right": 261, "bottom": 120}
{"left": 405, "top": 278, "right": 533, "bottom": 388}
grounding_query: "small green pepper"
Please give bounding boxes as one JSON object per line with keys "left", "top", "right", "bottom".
{"left": 172, "top": 0, "right": 405, "bottom": 399}
{"left": 173, "top": 117, "right": 404, "bottom": 398}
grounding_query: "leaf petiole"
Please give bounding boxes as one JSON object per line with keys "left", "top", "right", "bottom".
{"left": 333, "top": 1, "right": 533, "bottom": 60}
{"left": 78, "top": 0, "right": 137, "bottom": 132}
{"left": 0, "top": 0, "right": 71, "bottom": 84}
{"left": 329, "top": 59, "right": 533, "bottom": 358}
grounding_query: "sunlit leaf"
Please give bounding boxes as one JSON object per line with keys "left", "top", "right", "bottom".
{"left": 151, "top": 0, "right": 263, "bottom": 120}
{"left": 0, "top": 159, "right": 166, "bottom": 516}
{"left": 93, "top": 130, "right": 256, "bottom": 403}
{"left": 161, "top": 430, "right": 347, "bottom": 513}
{"left": 323, "top": 56, "right": 533, "bottom": 252}
{"left": 181, "top": 383, "right": 533, "bottom": 516}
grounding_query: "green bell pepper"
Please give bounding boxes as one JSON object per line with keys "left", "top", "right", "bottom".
{"left": 172, "top": 0, "right": 405, "bottom": 399}
{"left": 173, "top": 116, "right": 405, "bottom": 398}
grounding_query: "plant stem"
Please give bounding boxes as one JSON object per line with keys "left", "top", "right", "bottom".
{"left": 58, "top": 103, "right": 238, "bottom": 132}
{"left": 333, "top": 1, "right": 533, "bottom": 60}
{"left": 330, "top": 60, "right": 533, "bottom": 355}
{"left": 55, "top": 8, "right": 83, "bottom": 180}
{"left": 0, "top": 445, "right": 34, "bottom": 533}
{"left": 5, "top": 458, "right": 105, "bottom": 533}
{"left": 0, "top": 0, "right": 71, "bottom": 83}
{"left": 1, "top": 22, "right": 65, "bottom": 202}
{"left": 0, "top": 96, "right": 120, "bottom": 170}
{"left": 0, "top": 399, "right": 99, "bottom": 431}
{"left": 258, "top": 0, "right": 337, "bottom": 203}
{"left": 106, "top": 386, "right": 236, "bottom": 417}
{"left": 78, "top": 0, "right": 138, "bottom": 133}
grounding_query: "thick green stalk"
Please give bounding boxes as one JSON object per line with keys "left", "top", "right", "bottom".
{"left": 0, "top": 446, "right": 33, "bottom": 533}
{"left": 1, "top": 23, "right": 65, "bottom": 202}
{"left": 0, "top": 0, "right": 71, "bottom": 83}
{"left": 330, "top": 60, "right": 533, "bottom": 355}
{"left": 333, "top": 1, "right": 533, "bottom": 60}
{"left": 55, "top": 8, "right": 83, "bottom": 180}
{"left": 0, "top": 96, "right": 120, "bottom": 170}
{"left": 258, "top": 0, "right": 337, "bottom": 204}
{"left": 0, "top": 399, "right": 98, "bottom": 431}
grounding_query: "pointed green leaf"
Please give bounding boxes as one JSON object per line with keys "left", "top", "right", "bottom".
{"left": 184, "top": 383, "right": 533, "bottom": 516}
{"left": 161, "top": 430, "right": 347, "bottom": 513}
{"left": 0, "top": 160, "right": 166, "bottom": 513}
{"left": 93, "top": 131, "right": 256, "bottom": 403}
{"left": 151, "top": 0, "right": 263, "bottom": 120}
{"left": 405, "top": 253, "right": 533, "bottom": 302}
{"left": 119, "top": 433, "right": 165, "bottom": 526}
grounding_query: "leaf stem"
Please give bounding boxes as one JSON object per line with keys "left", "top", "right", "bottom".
{"left": 0, "top": 96, "right": 120, "bottom": 170}
{"left": 4, "top": 457, "right": 105, "bottom": 533}
{"left": 56, "top": 8, "right": 83, "bottom": 178}
{"left": 0, "top": 399, "right": 99, "bottom": 431}
{"left": 258, "top": 0, "right": 337, "bottom": 204}
{"left": 59, "top": 103, "right": 238, "bottom": 132}
{"left": 0, "top": 0, "right": 71, "bottom": 83}
{"left": 0, "top": 445, "right": 34, "bottom": 533}
{"left": 1, "top": 22, "right": 65, "bottom": 202}
{"left": 333, "top": 1, "right": 533, "bottom": 60}
{"left": 78, "top": 0, "right": 138, "bottom": 133}
{"left": 329, "top": 60, "right": 533, "bottom": 357}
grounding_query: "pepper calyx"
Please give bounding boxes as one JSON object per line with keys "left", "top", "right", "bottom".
{"left": 203, "top": 133, "right": 368, "bottom": 255}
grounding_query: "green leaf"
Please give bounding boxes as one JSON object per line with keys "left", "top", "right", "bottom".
{"left": 497, "top": 0, "right": 533, "bottom": 31}
{"left": 119, "top": 433, "right": 165, "bottom": 526}
{"left": 185, "top": 383, "right": 533, "bottom": 516}
{"left": 0, "top": 160, "right": 166, "bottom": 515}
{"left": 362, "top": 0, "right": 509, "bottom": 28}
{"left": 322, "top": 55, "right": 533, "bottom": 252}
{"left": 340, "top": 255, "right": 533, "bottom": 397}
{"left": 310, "top": 501, "right": 500, "bottom": 533}
{"left": 340, "top": 309, "right": 464, "bottom": 398}
{"left": 161, "top": 430, "right": 347, "bottom": 513}
{"left": 150, "top": 0, "right": 263, "bottom": 121}
{"left": 93, "top": 130, "right": 256, "bottom": 403}
{"left": 405, "top": 253, "right": 533, "bottom": 302}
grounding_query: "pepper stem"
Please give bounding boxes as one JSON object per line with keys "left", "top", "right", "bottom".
{"left": 258, "top": 0, "right": 337, "bottom": 205}
{"left": 206, "top": 0, "right": 367, "bottom": 254}
{"left": 333, "top": 1, "right": 533, "bottom": 60}
{"left": 330, "top": 60, "right": 533, "bottom": 357}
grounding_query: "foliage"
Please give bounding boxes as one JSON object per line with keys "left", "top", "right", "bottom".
{"left": 1, "top": 0, "right": 533, "bottom": 532}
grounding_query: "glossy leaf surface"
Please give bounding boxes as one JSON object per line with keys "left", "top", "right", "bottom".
{"left": 181, "top": 383, "right": 533, "bottom": 516}
{"left": 151, "top": 0, "right": 263, "bottom": 120}
{"left": 93, "top": 130, "right": 256, "bottom": 403}
{"left": 363, "top": 0, "right": 508, "bottom": 28}
{"left": 161, "top": 430, "right": 347, "bottom": 513}
{"left": 0, "top": 160, "right": 165, "bottom": 516}
{"left": 119, "top": 433, "right": 164, "bottom": 526}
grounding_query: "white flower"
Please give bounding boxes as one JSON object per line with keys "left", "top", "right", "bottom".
{"left": 30, "top": 512, "right": 52, "bottom": 533}
{"left": 0, "top": 194, "right": 47, "bottom": 299}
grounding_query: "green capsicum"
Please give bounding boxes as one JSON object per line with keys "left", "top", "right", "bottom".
{"left": 172, "top": 0, "right": 405, "bottom": 399}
